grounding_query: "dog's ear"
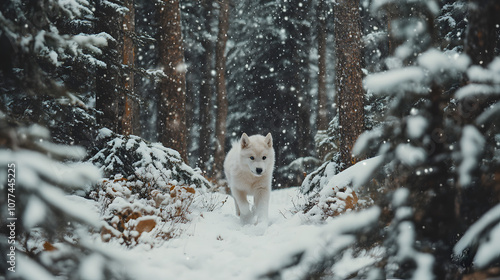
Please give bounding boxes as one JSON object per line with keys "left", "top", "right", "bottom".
{"left": 241, "top": 133, "right": 250, "bottom": 149}
{"left": 265, "top": 133, "right": 273, "bottom": 148}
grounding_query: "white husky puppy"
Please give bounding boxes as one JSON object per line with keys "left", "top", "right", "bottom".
{"left": 224, "top": 133, "right": 275, "bottom": 225}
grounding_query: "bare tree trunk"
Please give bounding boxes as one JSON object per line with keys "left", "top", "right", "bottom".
{"left": 213, "top": 0, "right": 230, "bottom": 180}
{"left": 121, "top": 0, "right": 138, "bottom": 136}
{"left": 334, "top": 0, "right": 364, "bottom": 170}
{"left": 157, "top": 0, "right": 188, "bottom": 161}
{"left": 316, "top": 0, "right": 329, "bottom": 161}
{"left": 198, "top": 1, "right": 215, "bottom": 170}
{"left": 292, "top": 0, "right": 313, "bottom": 160}
{"left": 317, "top": 0, "right": 328, "bottom": 132}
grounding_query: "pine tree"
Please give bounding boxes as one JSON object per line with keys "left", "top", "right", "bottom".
{"left": 157, "top": 0, "right": 188, "bottom": 162}
{"left": 213, "top": 0, "right": 230, "bottom": 180}
{"left": 334, "top": 0, "right": 365, "bottom": 169}
{"left": 0, "top": 0, "right": 125, "bottom": 277}
{"left": 290, "top": 0, "right": 500, "bottom": 278}
{"left": 316, "top": 0, "right": 329, "bottom": 133}
{"left": 453, "top": 0, "right": 500, "bottom": 271}
{"left": 197, "top": 0, "right": 216, "bottom": 170}
{"left": 121, "top": 0, "right": 139, "bottom": 136}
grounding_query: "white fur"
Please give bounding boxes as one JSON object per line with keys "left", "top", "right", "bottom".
{"left": 224, "top": 133, "right": 275, "bottom": 225}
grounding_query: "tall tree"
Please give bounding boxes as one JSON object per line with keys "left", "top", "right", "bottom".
{"left": 334, "top": 0, "right": 365, "bottom": 169}
{"left": 316, "top": 0, "right": 331, "bottom": 161}
{"left": 213, "top": 0, "right": 230, "bottom": 179}
{"left": 157, "top": 0, "right": 188, "bottom": 161}
{"left": 197, "top": 0, "right": 216, "bottom": 170}
{"left": 121, "top": 0, "right": 139, "bottom": 136}
{"left": 316, "top": 0, "right": 329, "bottom": 133}
{"left": 282, "top": 0, "right": 314, "bottom": 159}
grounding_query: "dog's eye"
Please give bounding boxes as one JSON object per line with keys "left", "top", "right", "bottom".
{"left": 262, "top": 156, "right": 267, "bottom": 160}
{"left": 250, "top": 156, "right": 255, "bottom": 160}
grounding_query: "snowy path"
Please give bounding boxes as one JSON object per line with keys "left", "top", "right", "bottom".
{"left": 116, "top": 188, "right": 324, "bottom": 280}
{"left": 90, "top": 187, "right": 380, "bottom": 280}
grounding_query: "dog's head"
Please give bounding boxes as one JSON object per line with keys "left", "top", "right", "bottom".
{"left": 239, "top": 133, "right": 274, "bottom": 177}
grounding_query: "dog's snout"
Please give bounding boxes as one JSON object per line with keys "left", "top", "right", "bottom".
{"left": 256, "top": 168, "right": 263, "bottom": 174}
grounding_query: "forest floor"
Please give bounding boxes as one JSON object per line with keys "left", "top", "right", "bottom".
{"left": 91, "top": 187, "right": 381, "bottom": 280}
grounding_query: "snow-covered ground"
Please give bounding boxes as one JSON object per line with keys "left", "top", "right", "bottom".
{"left": 91, "top": 187, "right": 379, "bottom": 280}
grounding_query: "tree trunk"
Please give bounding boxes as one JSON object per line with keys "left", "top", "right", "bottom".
{"left": 198, "top": 1, "right": 215, "bottom": 170}
{"left": 334, "top": 0, "right": 364, "bottom": 170}
{"left": 95, "top": 3, "right": 122, "bottom": 133}
{"left": 290, "top": 0, "right": 313, "bottom": 160}
{"left": 157, "top": 0, "right": 188, "bottom": 161}
{"left": 121, "top": 0, "right": 138, "bottom": 136}
{"left": 317, "top": 0, "right": 328, "bottom": 132}
{"left": 316, "top": 0, "right": 329, "bottom": 161}
{"left": 213, "top": 0, "right": 230, "bottom": 180}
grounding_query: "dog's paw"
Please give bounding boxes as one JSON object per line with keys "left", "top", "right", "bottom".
{"left": 240, "top": 213, "right": 254, "bottom": 225}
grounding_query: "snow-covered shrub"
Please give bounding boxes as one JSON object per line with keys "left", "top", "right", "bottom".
{"left": 0, "top": 117, "right": 126, "bottom": 279}
{"left": 299, "top": 157, "right": 383, "bottom": 220}
{"left": 89, "top": 128, "right": 211, "bottom": 190}
{"left": 88, "top": 129, "right": 213, "bottom": 246}
{"left": 301, "top": 156, "right": 341, "bottom": 195}
{"left": 299, "top": 158, "right": 358, "bottom": 219}
{"left": 94, "top": 175, "right": 198, "bottom": 247}
{"left": 301, "top": 185, "right": 359, "bottom": 220}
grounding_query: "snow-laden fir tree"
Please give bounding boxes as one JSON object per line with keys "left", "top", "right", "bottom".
{"left": 0, "top": 117, "right": 128, "bottom": 279}
{"left": 452, "top": 0, "right": 500, "bottom": 271}
{"left": 0, "top": 0, "right": 128, "bottom": 278}
{"left": 289, "top": 0, "right": 499, "bottom": 279}
{"left": 0, "top": 0, "right": 111, "bottom": 149}
{"left": 354, "top": 0, "right": 500, "bottom": 278}
{"left": 353, "top": 0, "right": 467, "bottom": 278}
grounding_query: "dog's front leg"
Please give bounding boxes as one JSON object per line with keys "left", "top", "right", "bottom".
{"left": 254, "top": 187, "right": 270, "bottom": 225}
{"left": 232, "top": 189, "right": 253, "bottom": 224}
